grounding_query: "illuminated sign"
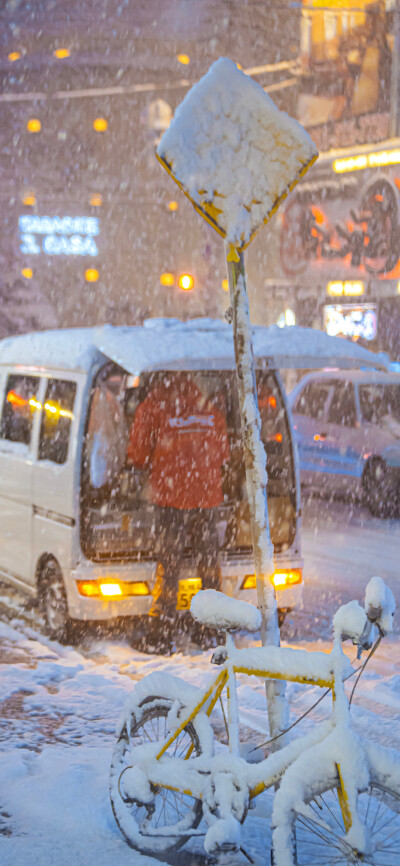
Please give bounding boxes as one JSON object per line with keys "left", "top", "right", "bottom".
{"left": 323, "top": 304, "right": 377, "bottom": 342}
{"left": 327, "top": 281, "right": 364, "bottom": 298}
{"left": 18, "top": 215, "right": 99, "bottom": 257}
{"left": 333, "top": 149, "right": 400, "bottom": 174}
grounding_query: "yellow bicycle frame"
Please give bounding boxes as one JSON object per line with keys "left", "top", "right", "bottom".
{"left": 153, "top": 658, "right": 356, "bottom": 826}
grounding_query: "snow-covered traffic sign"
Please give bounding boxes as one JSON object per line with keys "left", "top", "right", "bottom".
{"left": 157, "top": 57, "right": 318, "bottom": 250}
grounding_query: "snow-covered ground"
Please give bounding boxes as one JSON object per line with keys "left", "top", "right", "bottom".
{"left": 0, "top": 498, "right": 399, "bottom": 865}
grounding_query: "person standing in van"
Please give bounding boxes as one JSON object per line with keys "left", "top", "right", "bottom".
{"left": 126, "top": 372, "right": 230, "bottom": 645}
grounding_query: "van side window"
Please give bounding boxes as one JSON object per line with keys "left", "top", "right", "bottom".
{"left": 38, "top": 379, "right": 76, "bottom": 464}
{"left": 0, "top": 374, "right": 40, "bottom": 445}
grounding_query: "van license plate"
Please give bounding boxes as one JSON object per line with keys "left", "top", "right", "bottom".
{"left": 177, "top": 578, "right": 202, "bottom": 611}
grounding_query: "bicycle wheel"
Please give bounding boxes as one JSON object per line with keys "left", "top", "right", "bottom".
{"left": 273, "top": 766, "right": 400, "bottom": 865}
{"left": 109, "top": 697, "right": 204, "bottom": 857}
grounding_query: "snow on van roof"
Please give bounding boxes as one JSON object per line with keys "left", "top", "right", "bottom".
{"left": 0, "top": 319, "right": 387, "bottom": 373}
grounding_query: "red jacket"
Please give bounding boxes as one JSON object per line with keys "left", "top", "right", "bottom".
{"left": 127, "top": 375, "right": 230, "bottom": 509}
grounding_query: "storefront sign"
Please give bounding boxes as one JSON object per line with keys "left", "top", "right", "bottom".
{"left": 18, "top": 215, "right": 99, "bottom": 257}
{"left": 323, "top": 303, "right": 377, "bottom": 341}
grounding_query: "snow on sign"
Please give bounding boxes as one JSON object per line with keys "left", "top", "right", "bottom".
{"left": 157, "top": 57, "right": 318, "bottom": 250}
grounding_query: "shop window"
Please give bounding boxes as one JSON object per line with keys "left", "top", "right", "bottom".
{"left": 0, "top": 374, "right": 40, "bottom": 445}
{"left": 38, "top": 379, "right": 76, "bottom": 464}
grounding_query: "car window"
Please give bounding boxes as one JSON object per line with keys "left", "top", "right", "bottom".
{"left": 293, "top": 381, "right": 332, "bottom": 419}
{"left": 328, "top": 382, "right": 357, "bottom": 427}
{"left": 38, "top": 379, "right": 76, "bottom": 464}
{"left": 359, "top": 384, "right": 400, "bottom": 425}
{"left": 0, "top": 374, "right": 40, "bottom": 445}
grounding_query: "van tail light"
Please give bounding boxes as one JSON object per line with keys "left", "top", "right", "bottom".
{"left": 77, "top": 579, "right": 150, "bottom": 598}
{"left": 241, "top": 569, "right": 302, "bottom": 591}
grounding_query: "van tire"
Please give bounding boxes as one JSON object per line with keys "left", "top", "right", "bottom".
{"left": 39, "top": 560, "right": 73, "bottom": 644}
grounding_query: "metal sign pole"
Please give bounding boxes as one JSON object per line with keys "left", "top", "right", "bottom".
{"left": 226, "top": 246, "right": 287, "bottom": 739}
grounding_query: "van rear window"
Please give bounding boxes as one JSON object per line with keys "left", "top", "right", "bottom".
{"left": 0, "top": 374, "right": 40, "bottom": 445}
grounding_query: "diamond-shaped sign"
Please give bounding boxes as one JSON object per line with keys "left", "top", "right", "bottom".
{"left": 157, "top": 57, "right": 318, "bottom": 251}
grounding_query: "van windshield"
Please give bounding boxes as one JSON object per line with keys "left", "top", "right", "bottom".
{"left": 81, "top": 366, "right": 296, "bottom": 561}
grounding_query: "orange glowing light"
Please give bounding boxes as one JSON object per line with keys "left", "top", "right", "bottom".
{"left": 242, "top": 569, "right": 302, "bottom": 591}
{"left": 160, "top": 272, "right": 175, "bottom": 287}
{"left": 8, "top": 51, "right": 21, "bottom": 62}
{"left": 93, "top": 117, "right": 108, "bottom": 132}
{"left": 90, "top": 193, "right": 102, "bottom": 207}
{"left": 168, "top": 201, "right": 179, "bottom": 212}
{"left": 222, "top": 278, "right": 229, "bottom": 291}
{"left": 99, "top": 583, "right": 122, "bottom": 597}
{"left": 178, "top": 273, "right": 194, "bottom": 291}
{"left": 7, "top": 390, "right": 28, "bottom": 408}
{"left": 27, "top": 118, "right": 41, "bottom": 133}
{"left": 85, "top": 269, "right": 99, "bottom": 282}
{"left": 311, "top": 206, "right": 325, "bottom": 226}
{"left": 22, "top": 193, "right": 36, "bottom": 206}
{"left": 54, "top": 48, "right": 70, "bottom": 59}
{"left": 21, "top": 267, "right": 33, "bottom": 279}
{"left": 177, "top": 54, "right": 190, "bottom": 65}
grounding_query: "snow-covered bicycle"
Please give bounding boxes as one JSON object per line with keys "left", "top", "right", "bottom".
{"left": 109, "top": 577, "right": 399, "bottom": 864}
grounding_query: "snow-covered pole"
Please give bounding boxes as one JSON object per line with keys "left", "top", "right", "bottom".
{"left": 226, "top": 245, "right": 287, "bottom": 740}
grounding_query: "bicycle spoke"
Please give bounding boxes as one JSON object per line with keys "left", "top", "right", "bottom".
{"left": 318, "top": 793, "right": 344, "bottom": 832}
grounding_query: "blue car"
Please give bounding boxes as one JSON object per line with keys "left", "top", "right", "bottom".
{"left": 288, "top": 370, "right": 400, "bottom": 517}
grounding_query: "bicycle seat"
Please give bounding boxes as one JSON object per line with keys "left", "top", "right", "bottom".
{"left": 191, "top": 589, "right": 262, "bottom": 633}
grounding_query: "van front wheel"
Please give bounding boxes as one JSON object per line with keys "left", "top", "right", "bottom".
{"left": 39, "top": 561, "right": 73, "bottom": 644}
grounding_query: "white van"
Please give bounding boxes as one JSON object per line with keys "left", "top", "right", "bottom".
{"left": 0, "top": 319, "right": 382, "bottom": 641}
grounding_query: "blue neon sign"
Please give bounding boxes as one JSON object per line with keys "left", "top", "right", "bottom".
{"left": 18, "top": 215, "right": 99, "bottom": 257}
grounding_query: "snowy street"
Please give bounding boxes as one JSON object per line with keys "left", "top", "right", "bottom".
{"left": 0, "top": 498, "right": 399, "bottom": 865}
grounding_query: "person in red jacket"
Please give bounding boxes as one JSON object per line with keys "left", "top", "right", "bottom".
{"left": 127, "top": 372, "right": 230, "bottom": 644}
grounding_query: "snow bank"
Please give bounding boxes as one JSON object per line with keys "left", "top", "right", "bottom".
{"left": 157, "top": 57, "right": 318, "bottom": 248}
